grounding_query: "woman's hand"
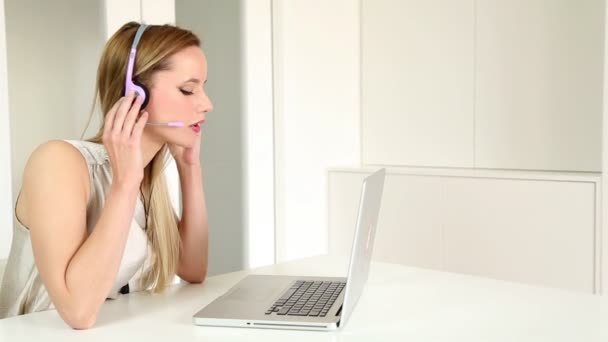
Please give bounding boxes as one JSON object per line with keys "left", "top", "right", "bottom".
{"left": 169, "top": 131, "right": 201, "bottom": 167}
{"left": 102, "top": 90, "right": 149, "bottom": 188}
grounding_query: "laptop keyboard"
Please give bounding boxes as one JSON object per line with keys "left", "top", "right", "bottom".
{"left": 265, "top": 280, "right": 346, "bottom": 317}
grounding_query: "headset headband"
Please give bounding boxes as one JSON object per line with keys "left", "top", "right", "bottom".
{"left": 125, "top": 24, "right": 148, "bottom": 97}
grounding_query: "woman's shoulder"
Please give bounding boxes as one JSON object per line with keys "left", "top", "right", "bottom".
{"left": 20, "top": 140, "right": 93, "bottom": 209}
{"left": 29, "top": 139, "right": 105, "bottom": 163}
{"left": 62, "top": 140, "right": 109, "bottom": 166}
{"left": 29, "top": 139, "right": 82, "bottom": 160}
{"left": 26, "top": 140, "right": 91, "bottom": 176}
{"left": 25, "top": 139, "right": 110, "bottom": 189}
{"left": 24, "top": 139, "right": 109, "bottom": 185}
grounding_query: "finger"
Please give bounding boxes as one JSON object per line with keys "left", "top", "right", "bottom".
{"left": 131, "top": 111, "right": 149, "bottom": 140}
{"left": 103, "top": 97, "right": 124, "bottom": 140}
{"left": 121, "top": 94, "right": 144, "bottom": 137}
{"left": 112, "top": 90, "right": 136, "bottom": 132}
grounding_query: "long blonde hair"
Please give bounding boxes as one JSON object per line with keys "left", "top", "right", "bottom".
{"left": 82, "top": 22, "right": 201, "bottom": 292}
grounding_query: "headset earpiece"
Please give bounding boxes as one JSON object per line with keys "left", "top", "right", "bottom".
{"left": 132, "top": 80, "right": 150, "bottom": 109}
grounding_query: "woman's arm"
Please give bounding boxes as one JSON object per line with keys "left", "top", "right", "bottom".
{"left": 175, "top": 162, "right": 209, "bottom": 283}
{"left": 20, "top": 91, "right": 147, "bottom": 329}
{"left": 23, "top": 140, "right": 140, "bottom": 329}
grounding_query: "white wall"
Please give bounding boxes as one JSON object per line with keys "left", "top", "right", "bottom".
{"left": 0, "top": 0, "right": 13, "bottom": 259}
{"left": 272, "top": 0, "right": 361, "bottom": 262}
{"left": 602, "top": 0, "right": 608, "bottom": 296}
{"left": 141, "top": 0, "right": 175, "bottom": 26}
{"left": 242, "top": 0, "right": 276, "bottom": 268}
{"left": 104, "top": 0, "right": 140, "bottom": 37}
{"left": 177, "top": 0, "right": 277, "bottom": 272}
{"left": 4, "top": 1, "right": 105, "bottom": 260}
{"left": 178, "top": 0, "right": 278, "bottom": 271}
{"left": 176, "top": 0, "right": 249, "bottom": 275}
{"left": 104, "top": 0, "right": 175, "bottom": 37}
{"left": 6, "top": 0, "right": 105, "bottom": 208}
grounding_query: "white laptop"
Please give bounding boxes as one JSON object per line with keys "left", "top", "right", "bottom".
{"left": 193, "top": 168, "right": 386, "bottom": 331}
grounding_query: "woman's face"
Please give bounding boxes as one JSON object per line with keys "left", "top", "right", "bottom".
{"left": 144, "top": 46, "right": 213, "bottom": 148}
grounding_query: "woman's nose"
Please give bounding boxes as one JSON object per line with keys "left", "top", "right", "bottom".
{"left": 197, "top": 92, "right": 213, "bottom": 114}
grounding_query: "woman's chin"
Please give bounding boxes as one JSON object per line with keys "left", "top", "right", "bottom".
{"left": 169, "top": 137, "right": 199, "bottom": 149}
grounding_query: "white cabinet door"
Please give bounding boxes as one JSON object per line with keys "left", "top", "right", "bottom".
{"left": 362, "top": 0, "right": 475, "bottom": 168}
{"left": 443, "top": 177, "right": 596, "bottom": 293}
{"left": 328, "top": 169, "right": 597, "bottom": 293}
{"left": 475, "top": 0, "right": 603, "bottom": 171}
{"left": 329, "top": 170, "right": 444, "bottom": 270}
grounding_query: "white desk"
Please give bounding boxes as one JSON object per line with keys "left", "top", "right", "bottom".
{"left": 0, "top": 255, "right": 607, "bottom": 341}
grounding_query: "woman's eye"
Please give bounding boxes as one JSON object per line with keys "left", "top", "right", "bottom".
{"left": 180, "top": 89, "right": 194, "bottom": 95}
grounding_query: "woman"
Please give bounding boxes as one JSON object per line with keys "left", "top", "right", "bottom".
{"left": 0, "top": 21, "right": 212, "bottom": 329}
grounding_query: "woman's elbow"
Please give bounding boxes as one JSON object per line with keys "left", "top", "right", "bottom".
{"left": 59, "top": 305, "right": 98, "bottom": 330}
{"left": 67, "top": 316, "right": 97, "bottom": 330}
{"left": 188, "top": 272, "right": 208, "bottom": 284}
{"left": 181, "top": 268, "right": 208, "bottom": 284}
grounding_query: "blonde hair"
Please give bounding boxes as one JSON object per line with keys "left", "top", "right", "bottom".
{"left": 82, "top": 22, "right": 201, "bottom": 292}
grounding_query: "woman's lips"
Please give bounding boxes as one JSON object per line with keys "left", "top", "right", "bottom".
{"left": 190, "top": 120, "right": 204, "bottom": 133}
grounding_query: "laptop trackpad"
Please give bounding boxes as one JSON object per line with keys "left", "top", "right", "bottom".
{"left": 225, "top": 287, "right": 276, "bottom": 302}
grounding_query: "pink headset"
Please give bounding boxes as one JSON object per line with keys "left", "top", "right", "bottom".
{"left": 125, "top": 24, "right": 184, "bottom": 128}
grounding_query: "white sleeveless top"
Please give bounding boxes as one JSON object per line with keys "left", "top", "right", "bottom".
{"left": 0, "top": 140, "right": 153, "bottom": 318}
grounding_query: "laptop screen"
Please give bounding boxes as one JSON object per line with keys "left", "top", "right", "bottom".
{"left": 340, "top": 168, "right": 386, "bottom": 327}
